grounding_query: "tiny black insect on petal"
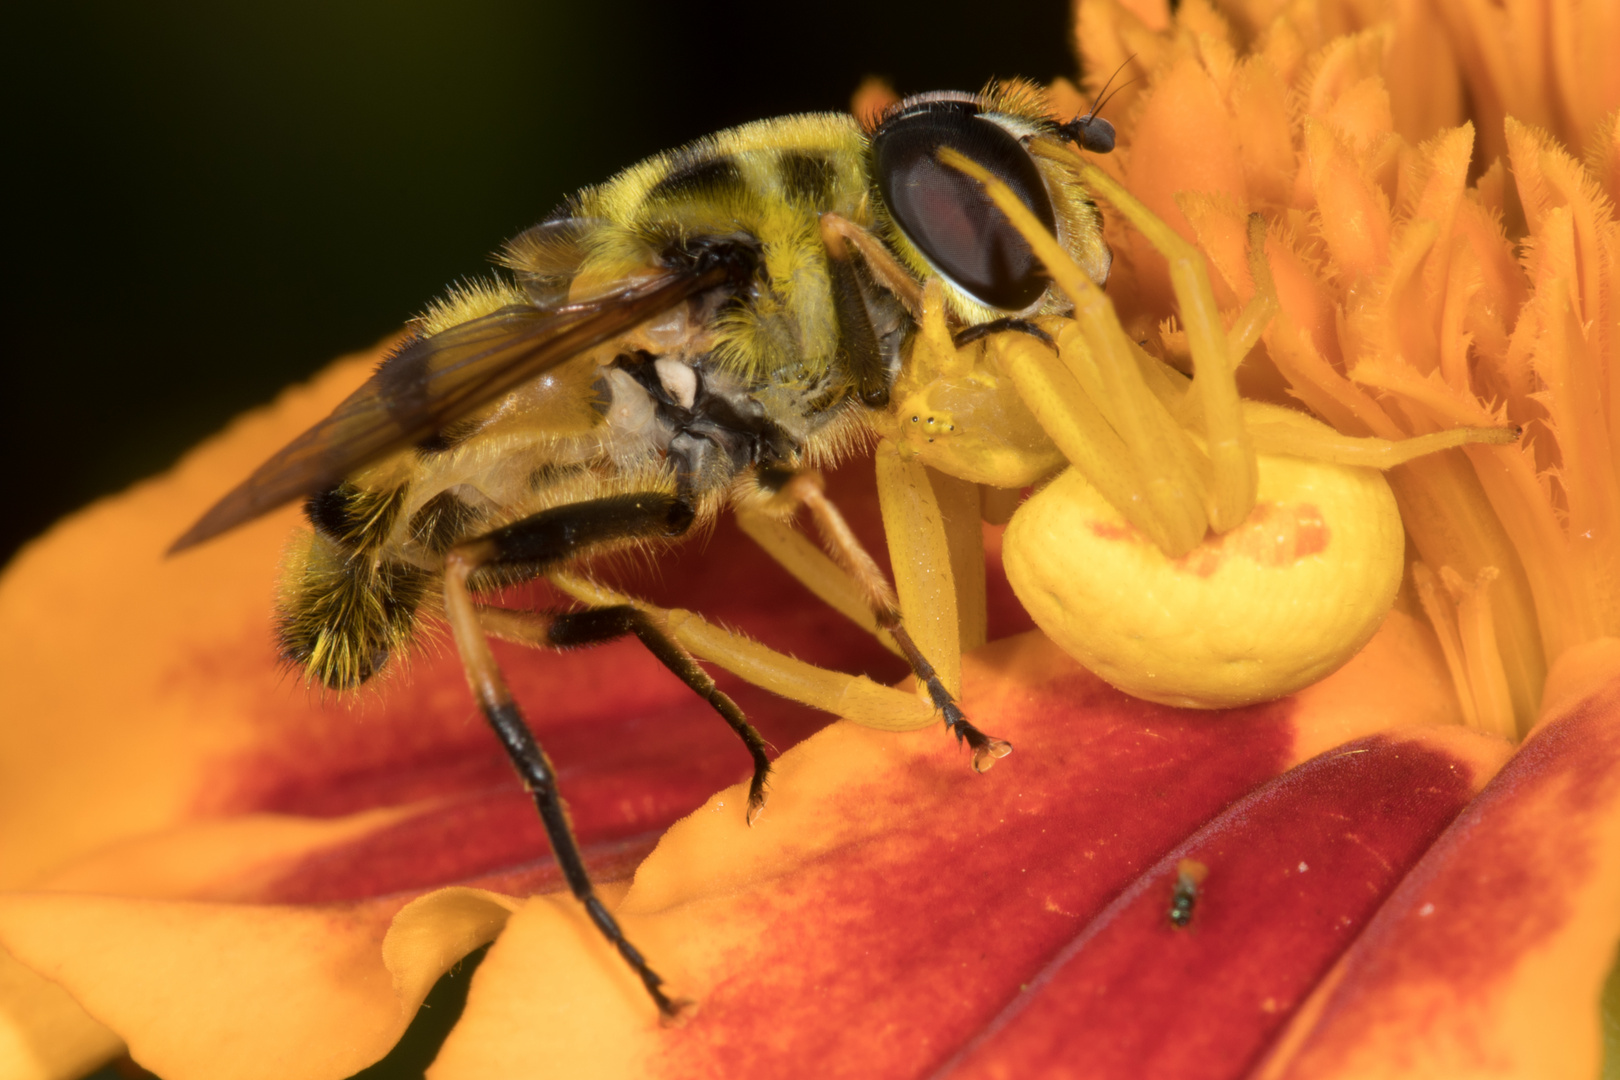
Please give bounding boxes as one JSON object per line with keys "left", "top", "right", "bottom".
{"left": 1169, "top": 858, "right": 1208, "bottom": 928}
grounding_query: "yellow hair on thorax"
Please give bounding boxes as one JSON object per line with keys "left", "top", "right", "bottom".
{"left": 413, "top": 277, "right": 529, "bottom": 337}
{"left": 564, "top": 113, "right": 871, "bottom": 386}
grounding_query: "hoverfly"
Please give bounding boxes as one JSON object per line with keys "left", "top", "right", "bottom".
{"left": 172, "top": 80, "right": 1119, "bottom": 1016}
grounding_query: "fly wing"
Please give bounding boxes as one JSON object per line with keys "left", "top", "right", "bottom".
{"left": 170, "top": 265, "right": 729, "bottom": 553}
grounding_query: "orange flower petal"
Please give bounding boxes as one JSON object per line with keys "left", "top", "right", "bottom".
{"left": 0, "top": 352, "right": 375, "bottom": 891}
{"left": 0, "top": 893, "right": 411, "bottom": 1080}
{"left": 1591, "top": 112, "right": 1620, "bottom": 209}
{"left": 1255, "top": 640, "right": 1620, "bottom": 1079}
{"left": 1120, "top": 53, "right": 1249, "bottom": 317}
{"left": 1301, "top": 30, "right": 1391, "bottom": 124}
{"left": 0, "top": 950, "right": 123, "bottom": 1080}
{"left": 1229, "top": 57, "right": 1297, "bottom": 208}
{"left": 945, "top": 726, "right": 1506, "bottom": 1079}
{"left": 1318, "top": 76, "right": 1396, "bottom": 158}
{"left": 1305, "top": 119, "right": 1393, "bottom": 282}
{"left": 1383, "top": 0, "right": 1466, "bottom": 142}
{"left": 429, "top": 619, "right": 1495, "bottom": 1079}
{"left": 0, "top": 888, "right": 522, "bottom": 1080}
{"left": 1074, "top": 0, "right": 1166, "bottom": 128}
{"left": 1264, "top": 228, "right": 1352, "bottom": 375}
{"left": 1178, "top": 191, "right": 1252, "bottom": 297}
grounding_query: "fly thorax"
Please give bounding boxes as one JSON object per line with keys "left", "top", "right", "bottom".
{"left": 593, "top": 351, "right": 798, "bottom": 497}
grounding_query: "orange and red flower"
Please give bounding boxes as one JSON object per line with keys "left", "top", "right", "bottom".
{"left": 3, "top": 0, "right": 1619, "bottom": 1076}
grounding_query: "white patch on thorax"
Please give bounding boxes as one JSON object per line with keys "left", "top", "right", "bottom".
{"left": 654, "top": 357, "right": 698, "bottom": 409}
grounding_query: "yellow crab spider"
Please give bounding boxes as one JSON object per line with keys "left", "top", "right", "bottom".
{"left": 877, "top": 148, "right": 1516, "bottom": 708}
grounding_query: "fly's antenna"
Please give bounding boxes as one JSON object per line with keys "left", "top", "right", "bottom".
{"left": 1056, "top": 57, "right": 1138, "bottom": 154}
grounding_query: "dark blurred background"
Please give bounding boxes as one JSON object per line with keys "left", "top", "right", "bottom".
{"left": 4, "top": 0, "right": 1079, "bottom": 566}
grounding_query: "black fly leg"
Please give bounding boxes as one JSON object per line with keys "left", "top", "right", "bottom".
{"left": 886, "top": 622, "right": 1011, "bottom": 772}
{"left": 477, "top": 604, "right": 774, "bottom": 822}
{"left": 442, "top": 492, "right": 694, "bottom": 1019}
{"left": 753, "top": 469, "right": 1011, "bottom": 771}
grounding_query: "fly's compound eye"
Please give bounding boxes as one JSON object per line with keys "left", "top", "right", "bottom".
{"left": 873, "top": 101, "right": 1057, "bottom": 312}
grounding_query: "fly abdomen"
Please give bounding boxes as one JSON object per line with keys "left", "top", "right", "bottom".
{"left": 408, "top": 489, "right": 482, "bottom": 555}
{"left": 280, "top": 484, "right": 431, "bottom": 689}
{"left": 304, "top": 482, "right": 409, "bottom": 551}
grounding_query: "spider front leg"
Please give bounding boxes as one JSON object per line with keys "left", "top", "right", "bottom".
{"left": 1071, "top": 161, "right": 1262, "bottom": 534}
{"left": 938, "top": 148, "right": 1266, "bottom": 554}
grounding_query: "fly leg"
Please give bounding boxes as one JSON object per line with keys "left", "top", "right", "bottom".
{"left": 442, "top": 491, "right": 694, "bottom": 1018}
{"left": 548, "top": 570, "right": 937, "bottom": 733}
{"left": 742, "top": 468, "right": 1011, "bottom": 771}
{"left": 815, "top": 213, "right": 1007, "bottom": 764}
{"left": 476, "top": 604, "right": 773, "bottom": 823}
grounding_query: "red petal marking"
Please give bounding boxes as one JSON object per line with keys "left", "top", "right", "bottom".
{"left": 657, "top": 654, "right": 1289, "bottom": 1075}
{"left": 941, "top": 728, "right": 1501, "bottom": 1080}
{"left": 254, "top": 793, "right": 661, "bottom": 904}
{"left": 618, "top": 636, "right": 1298, "bottom": 1078}
{"left": 1255, "top": 646, "right": 1620, "bottom": 1078}
{"left": 431, "top": 625, "right": 1487, "bottom": 1080}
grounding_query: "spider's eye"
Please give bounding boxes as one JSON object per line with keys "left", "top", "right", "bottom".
{"left": 872, "top": 99, "right": 1057, "bottom": 312}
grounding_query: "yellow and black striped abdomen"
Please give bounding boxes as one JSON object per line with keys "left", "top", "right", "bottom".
{"left": 276, "top": 483, "right": 436, "bottom": 690}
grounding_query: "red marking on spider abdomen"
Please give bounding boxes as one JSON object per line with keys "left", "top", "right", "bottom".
{"left": 1089, "top": 503, "right": 1329, "bottom": 578}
